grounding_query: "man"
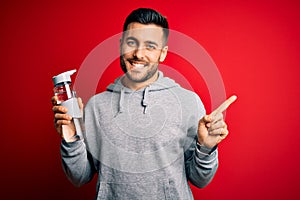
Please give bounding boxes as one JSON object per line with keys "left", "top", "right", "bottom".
{"left": 52, "top": 8, "right": 236, "bottom": 199}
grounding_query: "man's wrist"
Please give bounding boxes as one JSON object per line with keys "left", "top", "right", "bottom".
{"left": 64, "top": 134, "right": 80, "bottom": 143}
{"left": 196, "top": 141, "right": 217, "bottom": 155}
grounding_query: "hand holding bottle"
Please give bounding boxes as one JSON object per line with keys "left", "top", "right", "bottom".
{"left": 52, "top": 96, "right": 83, "bottom": 142}
{"left": 51, "top": 69, "right": 84, "bottom": 142}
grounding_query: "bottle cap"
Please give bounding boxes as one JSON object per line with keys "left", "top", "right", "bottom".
{"left": 52, "top": 69, "right": 76, "bottom": 86}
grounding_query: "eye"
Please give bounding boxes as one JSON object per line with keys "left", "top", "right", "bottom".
{"left": 146, "top": 44, "right": 156, "bottom": 50}
{"left": 126, "top": 40, "right": 137, "bottom": 47}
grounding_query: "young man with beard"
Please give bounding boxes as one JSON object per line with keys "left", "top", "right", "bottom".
{"left": 52, "top": 8, "right": 236, "bottom": 199}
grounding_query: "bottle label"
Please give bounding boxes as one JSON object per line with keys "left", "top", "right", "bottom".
{"left": 60, "top": 98, "right": 82, "bottom": 118}
{"left": 54, "top": 85, "right": 71, "bottom": 104}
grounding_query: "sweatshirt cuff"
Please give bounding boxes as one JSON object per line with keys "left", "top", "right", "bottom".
{"left": 195, "top": 142, "right": 217, "bottom": 159}
{"left": 61, "top": 137, "right": 81, "bottom": 146}
{"left": 61, "top": 138, "right": 84, "bottom": 157}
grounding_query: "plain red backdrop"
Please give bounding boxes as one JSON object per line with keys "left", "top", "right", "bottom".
{"left": 1, "top": 0, "right": 299, "bottom": 199}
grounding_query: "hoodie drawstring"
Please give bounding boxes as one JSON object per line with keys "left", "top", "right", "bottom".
{"left": 142, "top": 86, "right": 150, "bottom": 114}
{"left": 117, "top": 86, "right": 150, "bottom": 115}
{"left": 119, "top": 87, "right": 125, "bottom": 114}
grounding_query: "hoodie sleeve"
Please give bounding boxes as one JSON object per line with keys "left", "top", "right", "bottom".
{"left": 60, "top": 139, "right": 96, "bottom": 187}
{"left": 184, "top": 93, "right": 218, "bottom": 188}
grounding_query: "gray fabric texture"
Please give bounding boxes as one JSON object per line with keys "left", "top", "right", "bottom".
{"left": 61, "top": 71, "right": 218, "bottom": 200}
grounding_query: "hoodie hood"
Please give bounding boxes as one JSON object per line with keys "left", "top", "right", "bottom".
{"left": 106, "top": 71, "right": 179, "bottom": 114}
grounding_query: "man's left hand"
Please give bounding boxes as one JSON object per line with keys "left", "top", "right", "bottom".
{"left": 197, "top": 95, "right": 237, "bottom": 148}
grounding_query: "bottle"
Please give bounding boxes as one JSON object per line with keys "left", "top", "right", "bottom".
{"left": 52, "top": 69, "right": 83, "bottom": 139}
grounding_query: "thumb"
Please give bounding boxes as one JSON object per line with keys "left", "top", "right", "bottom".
{"left": 198, "top": 115, "right": 211, "bottom": 127}
{"left": 51, "top": 95, "right": 58, "bottom": 106}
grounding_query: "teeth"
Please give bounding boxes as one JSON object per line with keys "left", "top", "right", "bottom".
{"left": 133, "top": 63, "right": 145, "bottom": 68}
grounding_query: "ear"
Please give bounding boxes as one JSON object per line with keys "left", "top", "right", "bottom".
{"left": 159, "top": 46, "right": 168, "bottom": 62}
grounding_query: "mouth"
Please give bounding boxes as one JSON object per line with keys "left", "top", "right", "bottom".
{"left": 129, "top": 60, "right": 148, "bottom": 70}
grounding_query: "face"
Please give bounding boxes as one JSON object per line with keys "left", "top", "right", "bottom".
{"left": 120, "top": 22, "right": 168, "bottom": 83}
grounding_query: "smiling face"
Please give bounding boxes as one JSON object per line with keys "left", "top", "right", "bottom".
{"left": 120, "top": 22, "right": 168, "bottom": 89}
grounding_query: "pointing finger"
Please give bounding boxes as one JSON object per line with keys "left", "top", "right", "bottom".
{"left": 211, "top": 95, "right": 237, "bottom": 116}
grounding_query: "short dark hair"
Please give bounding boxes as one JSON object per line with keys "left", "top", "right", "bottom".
{"left": 122, "top": 8, "right": 169, "bottom": 44}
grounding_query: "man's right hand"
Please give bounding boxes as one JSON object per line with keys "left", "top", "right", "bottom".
{"left": 52, "top": 96, "right": 82, "bottom": 142}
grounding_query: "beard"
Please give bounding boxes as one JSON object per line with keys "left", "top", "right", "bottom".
{"left": 120, "top": 55, "right": 159, "bottom": 83}
{"left": 120, "top": 55, "right": 127, "bottom": 73}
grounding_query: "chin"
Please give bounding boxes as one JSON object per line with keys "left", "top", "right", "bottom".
{"left": 125, "top": 72, "right": 147, "bottom": 83}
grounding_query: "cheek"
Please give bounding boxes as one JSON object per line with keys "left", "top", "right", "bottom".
{"left": 121, "top": 45, "right": 133, "bottom": 57}
{"left": 148, "top": 52, "right": 162, "bottom": 62}
{"left": 122, "top": 51, "right": 133, "bottom": 60}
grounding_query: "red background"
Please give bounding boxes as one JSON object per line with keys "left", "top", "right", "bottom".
{"left": 1, "top": 0, "right": 300, "bottom": 199}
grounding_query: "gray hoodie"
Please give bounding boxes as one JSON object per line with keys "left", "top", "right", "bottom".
{"left": 61, "top": 71, "right": 218, "bottom": 200}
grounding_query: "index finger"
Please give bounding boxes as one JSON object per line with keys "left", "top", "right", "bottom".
{"left": 52, "top": 105, "right": 68, "bottom": 113}
{"left": 211, "top": 95, "right": 237, "bottom": 116}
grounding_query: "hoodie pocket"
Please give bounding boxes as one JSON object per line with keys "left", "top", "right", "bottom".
{"left": 97, "top": 180, "right": 171, "bottom": 200}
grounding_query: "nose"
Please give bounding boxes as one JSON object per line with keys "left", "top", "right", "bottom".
{"left": 133, "top": 46, "right": 145, "bottom": 59}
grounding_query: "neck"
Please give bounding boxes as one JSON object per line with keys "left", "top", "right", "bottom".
{"left": 122, "top": 71, "right": 159, "bottom": 90}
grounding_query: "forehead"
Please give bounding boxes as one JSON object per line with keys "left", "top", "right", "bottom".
{"left": 124, "top": 22, "right": 164, "bottom": 43}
